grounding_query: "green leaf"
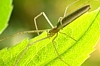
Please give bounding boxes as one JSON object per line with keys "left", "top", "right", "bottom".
{"left": 0, "top": 7, "right": 100, "bottom": 66}
{"left": 0, "top": 0, "right": 13, "bottom": 34}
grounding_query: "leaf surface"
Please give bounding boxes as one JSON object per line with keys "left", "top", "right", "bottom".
{"left": 0, "top": 0, "right": 13, "bottom": 34}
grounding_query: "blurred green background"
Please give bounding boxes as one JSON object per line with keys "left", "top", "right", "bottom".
{"left": 0, "top": 0, "right": 100, "bottom": 66}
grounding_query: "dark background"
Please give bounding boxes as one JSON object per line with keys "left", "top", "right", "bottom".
{"left": 0, "top": 0, "right": 100, "bottom": 66}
